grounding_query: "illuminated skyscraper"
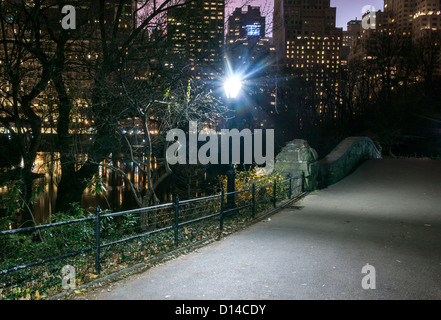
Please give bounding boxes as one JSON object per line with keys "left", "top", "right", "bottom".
{"left": 167, "top": 6, "right": 188, "bottom": 56}
{"left": 341, "top": 19, "right": 361, "bottom": 77}
{"left": 187, "top": 0, "right": 225, "bottom": 80}
{"left": 227, "top": 5, "right": 266, "bottom": 42}
{"left": 383, "top": 0, "right": 417, "bottom": 35}
{"left": 349, "top": 0, "right": 441, "bottom": 76}
{"left": 412, "top": 0, "right": 441, "bottom": 42}
{"left": 167, "top": 0, "right": 225, "bottom": 80}
{"left": 226, "top": 6, "right": 273, "bottom": 66}
{"left": 273, "top": 0, "right": 343, "bottom": 117}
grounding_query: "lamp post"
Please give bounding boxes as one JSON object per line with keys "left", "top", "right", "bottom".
{"left": 223, "top": 75, "right": 242, "bottom": 212}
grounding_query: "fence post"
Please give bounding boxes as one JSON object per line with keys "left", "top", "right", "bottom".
{"left": 289, "top": 175, "right": 293, "bottom": 199}
{"left": 252, "top": 183, "right": 256, "bottom": 218}
{"left": 273, "top": 180, "right": 277, "bottom": 208}
{"left": 95, "top": 206, "right": 101, "bottom": 274}
{"left": 220, "top": 187, "right": 224, "bottom": 231}
{"left": 174, "top": 194, "right": 179, "bottom": 247}
{"left": 301, "top": 172, "right": 305, "bottom": 192}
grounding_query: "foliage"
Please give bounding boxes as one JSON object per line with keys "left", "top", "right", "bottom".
{"left": 220, "top": 165, "right": 287, "bottom": 205}
{"left": 0, "top": 179, "right": 45, "bottom": 230}
{"left": 85, "top": 177, "right": 107, "bottom": 196}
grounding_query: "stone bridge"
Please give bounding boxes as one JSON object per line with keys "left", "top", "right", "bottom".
{"left": 274, "top": 137, "right": 382, "bottom": 190}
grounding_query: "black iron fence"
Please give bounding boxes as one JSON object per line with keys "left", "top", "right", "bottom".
{"left": 0, "top": 174, "right": 304, "bottom": 299}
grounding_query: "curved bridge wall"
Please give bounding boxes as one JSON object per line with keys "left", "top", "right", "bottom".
{"left": 317, "top": 137, "right": 382, "bottom": 188}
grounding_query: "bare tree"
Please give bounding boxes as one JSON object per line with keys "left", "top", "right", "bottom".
{"left": 49, "top": 0, "right": 231, "bottom": 214}
{"left": 49, "top": 0, "right": 182, "bottom": 213}
{"left": 0, "top": 0, "right": 65, "bottom": 226}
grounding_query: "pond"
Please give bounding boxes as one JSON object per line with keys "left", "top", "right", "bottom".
{"left": 1, "top": 152, "right": 218, "bottom": 226}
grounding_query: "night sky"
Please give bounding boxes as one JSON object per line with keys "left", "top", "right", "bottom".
{"left": 331, "top": 0, "right": 384, "bottom": 29}
{"left": 227, "top": 0, "right": 385, "bottom": 33}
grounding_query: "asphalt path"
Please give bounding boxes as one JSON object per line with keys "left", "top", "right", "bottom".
{"left": 73, "top": 159, "right": 441, "bottom": 300}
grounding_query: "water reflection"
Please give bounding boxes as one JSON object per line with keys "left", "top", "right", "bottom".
{"left": 20, "top": 152, "right": 171, "bottom": 224}
{"left": 1, "top": 151, "right": 217, "bottom": 226}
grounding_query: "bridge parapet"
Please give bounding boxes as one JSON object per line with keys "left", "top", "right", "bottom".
{"left": 274, "top": 139, "right": 320, "bottom": 191}
{"left": 275, "top": 137, "right": 382, "bottom": 190}
{"left": 318, "top": 137, "right": 382, "bottom": 188}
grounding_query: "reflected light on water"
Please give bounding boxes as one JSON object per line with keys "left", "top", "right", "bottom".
{"left": 1, "top": 152, "right": 166, "bottom": 225}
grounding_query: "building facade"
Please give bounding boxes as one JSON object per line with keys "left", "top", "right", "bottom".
{"left": 273, "top": 0, "right": 343, "bottom": 117}
{"left": 349, "top": 0, "right": 441, "bottom": 78}
{"left": 413, "top": 0, "right": 441, "bottom": 42}
{"left": 225, "top": 6, "right": 274, "bottom": 67}
{"left": 187, "top": 0, "right": 225, "bottom": 80}
{"left": 167, "top": 0, "right": 225, "bottom": 80}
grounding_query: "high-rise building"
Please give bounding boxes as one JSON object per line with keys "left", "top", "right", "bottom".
{"left": 412, "top": 0, "right": 441, "bottom": 79}
{"left": 226, "top": 6, "right": 274, "bottom": 67}
{"left": 344, "top": 20, "right": 362, "bottom": 48}
{"left": 342, "top": 19, "right": 362, "bottom": 75}
{"left": 349, "top": 0, "right": 441, "bottom": 74}
{"left": 349, "top": 6, "right": 391, "bottom": 64}
{"left": 227, "top": 5, "right": 266, "bottom": 41}
{"left": 0, "top": 0, "right": 138, "bottom": 135}
{"left": 384, "top": 0, "right": 418, "bottom": 36}
{"left": 273, "top": 0, "right": 343, "bottom": 116}
{"left": 187, "top": 0, "right": 225, "bottom": 80}
{"left": 412, "top": 0, "right": 441, "bottom": 42}
{"left": 166, "top": 0, "right": 225, "bottom": 80}
{"left": 167, "top": 6, "right": 188, "bottom": 56}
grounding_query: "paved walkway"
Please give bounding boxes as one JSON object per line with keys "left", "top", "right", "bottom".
{"left": 73, "top": 159, "right": 441, "bottom": 300}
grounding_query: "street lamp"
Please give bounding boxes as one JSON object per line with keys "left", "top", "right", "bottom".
{"left": 224, "top": 75, "right": 242, "bottom": 99}
{"left": 223, "top": 74, "right": 242, "bottom": 212}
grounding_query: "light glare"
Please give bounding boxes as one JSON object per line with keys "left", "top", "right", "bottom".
{"left": 224, "top": 76, "right": 242, "bottom": 99}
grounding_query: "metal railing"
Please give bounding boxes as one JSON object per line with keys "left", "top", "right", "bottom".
{"left": 0, "top": 174, "right": 305, "bottom": 298}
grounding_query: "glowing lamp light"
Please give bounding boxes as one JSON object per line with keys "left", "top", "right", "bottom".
{"left": 224, "top": 76, "right": 242, "bottom": 99}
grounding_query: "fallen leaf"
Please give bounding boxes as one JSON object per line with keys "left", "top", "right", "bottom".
{"left": 87, "top": 273, "right": 99, "bottom": 279}
{"left": 35, "top": 290, "right": 40, "bottom": 300}
{"left": 74, "top": 290, "right": 83, "bottom": 294}
{"left": 184, "top": 227, "right": 188, "bottom": 234}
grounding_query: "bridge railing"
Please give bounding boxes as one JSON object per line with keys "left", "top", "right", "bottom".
{"left": 318, "top": 137, "right": 382, "bottom": 188}
{"left": 0, "top": 174, "right": 305, "bottom": 299}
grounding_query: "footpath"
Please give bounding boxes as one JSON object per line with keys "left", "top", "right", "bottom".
{"left": 71, "top": 159, "right": 441, "bottom": 300}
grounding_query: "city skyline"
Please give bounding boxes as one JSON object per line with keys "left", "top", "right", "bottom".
{"left": 227, "top": 0, "right": 385, "bottom": 33}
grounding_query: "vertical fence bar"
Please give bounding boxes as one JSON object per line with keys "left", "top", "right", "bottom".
{"left": 252, "top": 183, "right": 256, "bottom": 218}
{"left": 301, "top": 172, "right": 305, "bottom": 192}
{"left": 273, "top": 180, "right": 277, "bottom": 208}
{"left": 95, "top": 206, "right": 101, "bottom": 274}
{"left": 174, "top": 194, "right": 179, "bottom": 247}
{"left": 289, "top": 175, "right": 293, "bottom": 199}
{"left": 220, "top": 187, "right": 224, "bottom": 231}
